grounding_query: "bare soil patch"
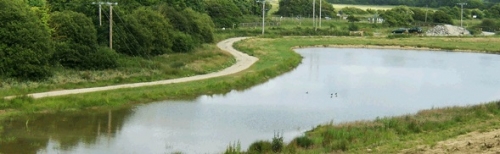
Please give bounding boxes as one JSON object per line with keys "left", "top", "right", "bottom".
{"left": 402, "top": 129, "right": 500, "bottom": 154}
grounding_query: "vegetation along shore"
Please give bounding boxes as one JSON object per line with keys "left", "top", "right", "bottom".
{"left": 225, "top": 36, "right": 500, "bottom": 154}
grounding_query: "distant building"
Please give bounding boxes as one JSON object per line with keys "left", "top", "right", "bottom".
{"left": 368, "top": 17, "right": 384, "bottom": 23}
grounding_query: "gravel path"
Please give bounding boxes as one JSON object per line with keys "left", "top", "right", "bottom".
{"left": 5, "top": 37, "right": 258, "bottom": 99}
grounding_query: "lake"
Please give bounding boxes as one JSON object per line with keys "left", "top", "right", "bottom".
{"left": 2, "top": 48, "right": 500, "bottom": 154}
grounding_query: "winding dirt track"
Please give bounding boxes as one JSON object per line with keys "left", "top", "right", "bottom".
{"left": 6, "top": 37, "right": 258, "bottom": 99}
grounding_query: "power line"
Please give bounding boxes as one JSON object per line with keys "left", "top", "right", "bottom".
{"left": 101, "top": 9, "right": 130, "bottom": 50}
{"left": 111, "top": 8, "right": 143, "bottom": 56}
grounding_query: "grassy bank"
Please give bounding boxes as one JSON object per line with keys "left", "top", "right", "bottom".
{"left": 259, "top": 36, "right": 500, "bottom": 53}
{"left": 230, "top": 101, "right": 500, "bottom": 153}
{"left": 0, "top": 44, "right": 234, "bottom": 98}
{"left": 332, "top": 4, "right": 396, "bottom": 11}
{"left": 223, "top": 36, "right": 500, "bottom": 153}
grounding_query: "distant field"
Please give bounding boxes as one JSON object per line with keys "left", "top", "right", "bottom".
{"left": 268, "top": 0, "right": 279, "bottom": 15}
{"left": 332, "top": 4, "right": 396, "bottom": 10}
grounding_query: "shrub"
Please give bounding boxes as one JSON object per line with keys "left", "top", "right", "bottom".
{"left": 433, "top": 10, "right": 454, "bottom": 25}
{"left": 49, "top": 11, "right": 118, "bottom": 70}
{"left": 272, "top": 133, "right": 284, "bottom": 153}
{"left": 348, "top": 23, "right": 359, "bottom": 31}
{"left": 468, "top": 28, "right": 483, "bottom": 35}
{"left": 0, "top": 0, "right": 54, "bottom": 80}
{"left": 333, "top": 139, "right": 349, "bottom": 151}
{"left": 171, "top": 32, "right": 196, "bottom": 53}
{"left": 341, "top": 7, "right": 368, "bottom": 15}
{"left": 84, "top": 47, "right": 119, "bottom": 69}
{"left": 294, "top": 136, "right": 313, "bottom": 149}
{"left": 182, "top": 8, "right": 216, "bottom": 43}
{"left": 115, "top": 7, "right": 173, "bottom": 57}
{"left": 224, "top": 141, "right": 241, "bottom": 154}
{"left": 205, "top": 0, "right": 243, "bottom": 28}
{"left": 247, "top": 140, "right": 272, "bottom": 153}
{"left": 476, "top": 19, "right": 500, "bottom": 32}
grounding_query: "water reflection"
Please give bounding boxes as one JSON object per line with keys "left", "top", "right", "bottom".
{"left": 2, "top": 48, "right": 500, "bottom": 153}
{"left": 1, "top": 109, "right": 132, "bottom": 154}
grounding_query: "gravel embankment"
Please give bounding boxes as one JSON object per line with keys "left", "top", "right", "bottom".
{"left": 426, "top": 24, "right": 470, "bottom": 36}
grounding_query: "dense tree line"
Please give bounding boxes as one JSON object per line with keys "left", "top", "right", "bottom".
{"left": 377, "top": 6, "right": 454, "bottom": 27}
{"left": 329, "top": 0, "right": 500, "bottom": 27}
{"left": 327, "top": 0, "right": 499, "bottom": 9}
{"left": 0, "top": 0, "right": 266, "bottom": 80}
{"left": 327, "top": 0, "right": 500, "bottom": 20}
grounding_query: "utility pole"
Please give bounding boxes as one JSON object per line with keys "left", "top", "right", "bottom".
{"left": 93, "top": 2, "right": 117, "bottom": 49}
{"left": 319, "top": 0, "right": 322, "bottom": 28}
{"left": 425, "top": 5, "right": 428, "bottom": 24}
{"left": 257, "top": 0, "right": 266, "bottom": 35}
{"left": 457, "top": 3, "right": 467, "bottom": 28}
{"left": 313, "top": 0, "right": 316, "bottom": 31}
{"left": 262, "top": 0, "right": 265, "bottom": 35}
{"left": 92, "top": 2, "right": 105, "bottom": 26}
{"left": 109, "top": 2, "right": 117, "bottom": 49}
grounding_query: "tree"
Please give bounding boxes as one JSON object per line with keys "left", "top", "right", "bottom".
{"left": 432, "top": 10, "right": 454, "bottom": 24}
{"left": 347, "top": 15, "right": 360, "bottom": 22}
{"left": 49, "top": 11, "right": 117, "bottom": 69}
{"left": 476, "top": 19, "right": 500, "bottom": 32}
{"left": 325, "top": 0, "right": 469, "bottom": 8}
{"left": 410, "top": 8, "right": 428, "bottom": 22}
{"left": 204, "top": 0, "right": 243, "bottom": 28}
{"left": 159, "top": 0, "right": 206, "bottom": 13}
{"left": 0, "top": 0, "right": 54, "bottom": 80}
{"left": 380, "top": 6, "right": 414, "bottom": 27}
{"left": 485, "top": 4, "right": 500, "bottom": 18}
{"left": 340, "top": 7, "right": 368, "bottom": 15}
{"left": 470, "top": 9, "right": 485, "bottom": 19}
{"left": 156, "top": 5, "right": 211, "bottom": 52}
{"left": 468, "top": 0, "right": 485, "bottom": 9}
{"left": 347, "top": 14, "right": 360, "bottom": 31}
{"left": 26, "top": 0, "right": 46, "bottom": 7}
{"left": 182, "top": 8, "right": 215, "bottom": 43}
{"left": 277, "top": 0, "right": 335, "bottom": 18}
{"left": 158, "top": 5, "right": 191, "bottom": 33}
{"left": 232, "top": 0, "right": 253, "bottom": 15}
{"left": 115, "top": 7, "right": 173, "bottom": 56}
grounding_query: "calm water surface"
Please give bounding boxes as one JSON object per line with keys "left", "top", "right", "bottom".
{"left": 3, "top": 48, "right": 500, "bottom": 154}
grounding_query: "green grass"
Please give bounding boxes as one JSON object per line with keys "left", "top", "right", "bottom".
{"left": 453, "top": 19, "right": 483, "bottom": 28}
{"left": 268, "top": 0, "right": 279, "bottom": 15}
{"left": 279, "top": 101, "right": 500, "bottom": 153}
{"left": 332, "top": 4, "right": 396, "bottom": 11}
{"left": 0, "top": 44, "right": 234, "bottom": 98}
